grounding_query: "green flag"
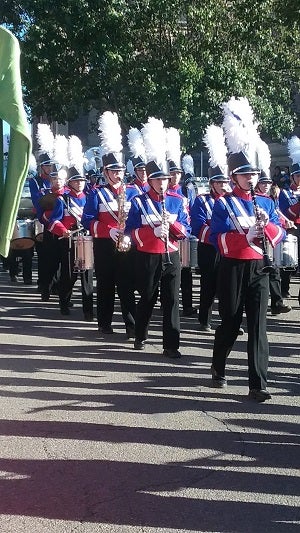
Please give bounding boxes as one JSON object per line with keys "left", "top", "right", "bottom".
{"left": 0, "top": 26, "right": 32, "bottom": 257}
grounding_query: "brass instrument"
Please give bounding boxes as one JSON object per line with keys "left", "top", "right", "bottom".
{"left": 116, "top": 177, "right": 131, "bottom": 252}
{"left": 160, "top": 186, "right": 172, "bottom": 266}
{"left": 250, "top": 184, "right": 275, "bottom": 273}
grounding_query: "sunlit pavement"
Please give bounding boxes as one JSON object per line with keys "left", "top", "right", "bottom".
{"left": 0, "top": 266, "right": 299, "bottom": 533}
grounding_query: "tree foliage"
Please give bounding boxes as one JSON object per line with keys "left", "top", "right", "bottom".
{"left": 1, "top": 0, "right": 300, "bottom": 149}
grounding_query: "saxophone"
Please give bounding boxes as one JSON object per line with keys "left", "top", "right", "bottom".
{"left": 116, "top": 177, "right": 131, "bottom": 252}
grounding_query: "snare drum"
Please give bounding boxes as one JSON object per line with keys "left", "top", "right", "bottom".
{"left": 10, "top": 219, "right": 35, "bottom": 250}
{"left": 73, "top": 235, "right": 94, "bottom": 271}
{"left": 179, "top": 238, "right": 199, "bottom": 268}
{"left": 34, "top": 219, "right": 44, "bottom": 242}
{"left": 273, "top": 234, "right": 298, "bottom": 270}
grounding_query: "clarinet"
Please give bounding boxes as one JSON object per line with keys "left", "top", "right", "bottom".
{"left": 250, "top": 184, "right": 275, "bottom": 273}
{"left": 160, "top": 186, "right": 172, "bottom": 266}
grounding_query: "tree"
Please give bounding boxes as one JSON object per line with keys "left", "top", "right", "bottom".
{"left": 1, "top": 0, "right": 299, "bottom": 150}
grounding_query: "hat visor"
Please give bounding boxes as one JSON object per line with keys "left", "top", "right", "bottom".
{"left": 231, "top": 165, "right": 260, "bottom": 175}
{"left": 147, "top": 171, "right": 170, "bottom": 179}
{"left": 105, "top": 163, "right": 126, "bottom": 170}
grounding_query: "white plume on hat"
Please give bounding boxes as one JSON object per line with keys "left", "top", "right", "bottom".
{"left": 53, "top": 135, "right": 68, "bottom": 167}
{"left": 98, "top": 111, "right": 123, "bottom": 155}
{"left": 204, "top": 124, "right": 227, "bottom": 171}
{"left": 141, "top": 117, "right": 167, "bottom": 166}
{"left": 126, "top": 159, "right": 135, "bottom": 177}
{"left": 221, "top": 96, "right": 259, "bottom": 165}
{"left": 127, "top": 128, "right": 146, "bottom": 160}
{"left": 28, "top": 153, "right": 37, "bottom": 175}
{"left": 165, "top": 127, "right": 181, "bottom": 167}
{"left": 67, "top": 135, "right": 84, "bottom": 174}
{"left": 181, "top": 154, "right": 194, "bottom": 176}
{"left": 287, "top": 135, "right": 300, "bottom": 164}
{"left": 36, "top": 123, "right": 54, "bottom": 157}
{"left": 256, "top": 139, "right": 271, "bottom": 177}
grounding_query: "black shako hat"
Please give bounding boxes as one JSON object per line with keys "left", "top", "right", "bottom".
{"left": 67, "top": 166, "right": 87, "bottom": 182}
{"left": 258, "top": 170, "right": 272, "bottom": 183}
{"left": 132, "top": 156, "right": 146, "bottom": 169}
{"left": 168, "top": 159, "right": 182, "bottom": 173}
{"left": 291, "top": 162, "right": 300, "bottom": 175}
{"left": 102, "top": 152, "right": 125, "bottom": 170}
{"left": 228, "top": 151, "right": 260, "bottom": 175}
{"left": 39, "top": 152, "right": 57, "bottom": 166}
{"left": 208, "top": 165, "right": 230, "bottom": 182}
{"left": 146, "top": 160, "right": 170, "bottom": 179}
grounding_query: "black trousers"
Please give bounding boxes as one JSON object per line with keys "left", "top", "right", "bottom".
{"left": 39, "top": 230, "right": 61, "bottom": 295}
{"left": 135, "top": 251, "right": 181, "bottom": 350}
{"left": 180, "top": 267, "right": 193, "bottom": 310}
{"left": 269, "top": 266, "right": 283, "bottom": 308}
{"left": 8, "top": 248, "right": 33, "bottom": 281}
{"left": 197, "top": 242, "right": 220, "bottom": 326}
{"left": 58, "top": 238, "right": 93, "bottom": 316}
{"left": 93, "top": 238, "right": 136, "bottom": 329}
{"left": 212, "top": 257, "right": 269, "bottom": 390}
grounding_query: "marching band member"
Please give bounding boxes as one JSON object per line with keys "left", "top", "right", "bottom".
{"left": 125, "top": 117, "right": 190, "bottom": 358}
{"left": 210, "top": 97, "right": 285, "bottom": 402}
{"left": 190, "top": 125, "right": 230, "bottom": 331}
{"left": 127, "top": 128, "right": 149, "bottom": 194}
{"left": 82, "top": 112, "right": 138, "bottom": 337}
{"left": 29, "top": 124, "right": 58, "bottom": 291}
{"left": 278, "top": 136, "right": 300, "bottom": 300}
{"left": 48, "top": 136, "right": 93, "bottom": 319}
{"left": 36, "top": 164, "right": 69, "bottom": 301}
{"left": 255, "top": 171, "right": 291, "bottom": 315}
{"left": 166, "top": 127, "right": 196, "bottom": 317}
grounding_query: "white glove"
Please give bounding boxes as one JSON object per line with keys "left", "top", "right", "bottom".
{"left": 109, "top": 227, "right": 121, "bottom": 242}
{"left": 246, "top": 224, "right": 260, "bottom": 243}
{"left": 154, "top": 224, "right": 169, "bottom": 239}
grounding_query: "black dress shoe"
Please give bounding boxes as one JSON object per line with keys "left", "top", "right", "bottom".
{"left": 23, "top": 279, "right": 32, "bottom": 285}
{"left": 249, "top": 389, "right": 272, "bottom": 402}
{"left": 238, "top": 327, "right": 245, "bottom": 335}
{"left": 211, "top": 365, "right": 227, "bottom": 388}
{"left": 163, "top": 348, "right": 181, "bottom": 359}
{"left": 60, "top": 307, "right": 70, "bottom": 316}
{"left": 199, "top": 323, "right": 212, "bottom": 332}
{"left": 134, "top": 340, "right": 145, "bottom": 350}
{"left": 271, "top": 303, "right": 292, "bottom": 315}
{"left": 41, "top": 292, "right": 50, "bottom": 302}
{"left": 126, "top": 326, "right": 135, "bottom": 339}
{"left": 182, "top": 307, "right": 198, "bottom": 317}
{"left": 98, "top": 326, "right": 114, "bottom": 334}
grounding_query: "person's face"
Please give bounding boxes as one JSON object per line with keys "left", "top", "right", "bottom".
{"left": 257, "top": 182, "right": 271, "bottom": 195}
{"left": 50, "top": 174, "right": 66, "bottom": 191}
{"left": 169, "top": 171, "right": 182, "bottom": 187}
{"left": 233, "top": 172, "right": 258, "bottom": 191}
{"left": 69, "top": 179, "right": 86, "bottom": 193}
{"left": 149, "top": 177, "right": 169, "bottom": 195}
{"left": 105, "top": 168, "right": 124, "bottom": 187}
{"left": 211, "top": 181, "right": 229, "bottom": 196}
{"left": 41, "top": 164, "right": 53, "bottom": 176}
{"left": 292, "top": 173, "right": 300, "bottom": 187}
{"left": 135, "top": 167, "right": 147, "bottom": 184}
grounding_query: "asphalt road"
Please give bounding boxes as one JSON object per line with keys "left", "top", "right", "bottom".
{"left": 0, "top": 266, "right": 299, "bottom": 533}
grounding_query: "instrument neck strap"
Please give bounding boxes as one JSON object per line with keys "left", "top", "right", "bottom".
{"left": 145, "top": 194, "right": 163, "bottom": 224}
{"left": 219, "top": 196, "right": 263, "bottom": 256}
{"left": 97, "top": 188, "right": 119, "bottom": 223}
{"left": 60, "top": 194, "right": 83, "bottom": 224}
